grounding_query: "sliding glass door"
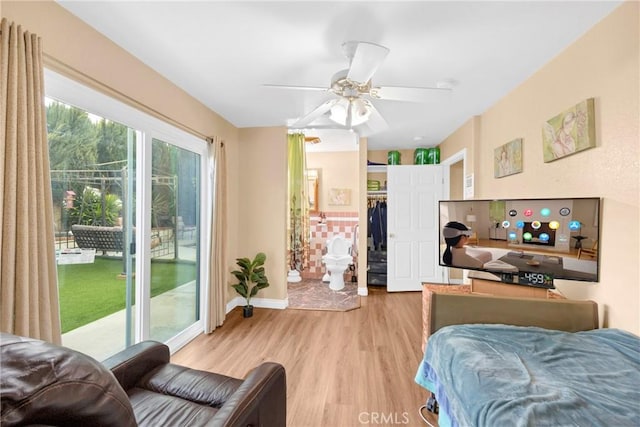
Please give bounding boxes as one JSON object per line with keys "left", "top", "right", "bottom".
{"left": 148, "top": 138, "right": 200, "bottom": 343}
{"left": 48, "top": 98, "right": 137, "bottom": 360}
{"left": 46, "top": 70, "right": 208, "bottom": 360}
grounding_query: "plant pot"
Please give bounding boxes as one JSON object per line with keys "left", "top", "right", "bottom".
{"left": 242, "top": 305, "right": 254, "bottom": 318}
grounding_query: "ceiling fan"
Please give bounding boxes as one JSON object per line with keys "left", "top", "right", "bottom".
{"left": 265, "top": 41, "right": 452, "bottom": 136}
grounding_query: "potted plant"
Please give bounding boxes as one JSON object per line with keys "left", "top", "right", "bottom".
{"left": 231, "top": 252, "right": 270, "bottom": 318}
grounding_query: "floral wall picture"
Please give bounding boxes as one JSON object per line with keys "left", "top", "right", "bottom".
{"left": 494, "top": 138, "right": 523, "bottom": 178}
{"left": 328, "top": 188, "right": 350, "bottom": 206}
{"left": 542, "top": 98, "right": 596, "bottom": 162}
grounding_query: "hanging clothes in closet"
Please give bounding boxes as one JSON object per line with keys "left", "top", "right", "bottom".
{"left": 367, "top": 196, "right": 387, "bottom": 251}
{"left": 367, "top": 194, "right": 388, "bottom": 286}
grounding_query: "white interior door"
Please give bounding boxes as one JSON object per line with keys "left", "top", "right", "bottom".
{"left": 387, "top": 165, "right": 445, "bottom": 291}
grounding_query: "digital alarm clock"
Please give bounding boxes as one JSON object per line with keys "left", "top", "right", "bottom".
{"left": 517, "top": 272, "right": 554, "bottom": 288}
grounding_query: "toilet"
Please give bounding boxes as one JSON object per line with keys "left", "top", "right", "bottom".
{"left": 322, "top": 235, "right": 353, "bottom": 291}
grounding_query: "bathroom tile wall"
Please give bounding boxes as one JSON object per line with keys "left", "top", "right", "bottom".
{"left": 304, "top": 211, "right": 359, "bottom": 279}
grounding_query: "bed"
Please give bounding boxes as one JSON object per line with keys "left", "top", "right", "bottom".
{"left": 415, "top": 292, "right": 640, "bottom": 427}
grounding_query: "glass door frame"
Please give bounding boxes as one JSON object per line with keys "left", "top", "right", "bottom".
{"left": 45, "top": 69, "right": 211, "bottom": 354}
{"left": 137, "top": 130, "right": 210, "bottom": 352}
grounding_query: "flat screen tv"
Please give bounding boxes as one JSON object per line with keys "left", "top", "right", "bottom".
{"left": 439, "top": 197, "right": 600, "bottom": 287}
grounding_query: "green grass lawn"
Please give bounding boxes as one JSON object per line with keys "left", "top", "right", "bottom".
{"left": 57, "top": 257, "right": 197, "bottom": 333}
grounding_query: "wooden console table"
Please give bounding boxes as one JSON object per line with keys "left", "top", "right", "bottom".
{"left": 470, "top": 278, "right": 564, "bottom": 299}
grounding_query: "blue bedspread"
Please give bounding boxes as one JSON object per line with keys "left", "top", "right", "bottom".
{"left": 415, "top": 325, "right": 640, "bottom": 427}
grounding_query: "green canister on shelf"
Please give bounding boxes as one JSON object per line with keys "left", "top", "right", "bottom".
{"left": 387, "top": 150, "right": 401, "bottom": 165}
{"left": 414, "top": 148, "right": 429, "bottom": 165}
{"left": 427, "top": 147, "right": 440, "bottom": 164}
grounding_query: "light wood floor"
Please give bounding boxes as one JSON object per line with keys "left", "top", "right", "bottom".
{"left": 172, "top": 287, "right": 438, "bottom": 427}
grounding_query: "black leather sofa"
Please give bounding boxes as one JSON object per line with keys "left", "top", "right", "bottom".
{"left": 0, "top": 332, "right": 286, "bottom": 426}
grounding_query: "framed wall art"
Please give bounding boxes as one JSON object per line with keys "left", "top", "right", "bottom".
{"left": 328, "top": 188, "right": 350, "bottom": 206}
{"left": 494, "top": 138, "right": 523, "bottom": 178}
{"left": 542, "top": 98, "right": 596, "bottom": 162}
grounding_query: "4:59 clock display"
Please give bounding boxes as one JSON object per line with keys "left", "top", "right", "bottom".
{"left": 518, "top": 272, "right": 554, "bottom": 288}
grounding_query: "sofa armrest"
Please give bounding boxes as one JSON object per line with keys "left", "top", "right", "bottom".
{"left": 102, "top": 341, "right": 170, "bottom": 391}
{"left": 210, "top": 362, "right": 287, "bottom": 427}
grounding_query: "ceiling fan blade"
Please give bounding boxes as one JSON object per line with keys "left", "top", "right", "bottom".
{"left": 263, "top": 84, "right": 328, "bottom": 92}
{"left": 290, "top": 124, "right": 349, "bottom": 131}
{"left": 346, "top": 41, "right": 390, "bottom": 84}
{"left": 290, "top": 99, "right": 338, "bottom": 128}
{"left": 371, "top": 85, "right": 452, "bottom": 103}
{"left": 356, "top": 103, "right": 388, "bottom": 136}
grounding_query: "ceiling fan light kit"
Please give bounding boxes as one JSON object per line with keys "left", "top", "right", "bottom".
{"left": 329, "top": 97, "right": 372, "bottom": 127}
{"left": 351, "top": 98, "right": 372, "bottom": 125}
{"left": 267, "top": 40, "right": 453, "bottom": 135}
{"left": 329, "top": 98, "right": 349, "bottom": 125}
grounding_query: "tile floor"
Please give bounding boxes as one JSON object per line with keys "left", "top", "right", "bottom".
{"left": 287, "top": 278, "right": 360, "bottom": 312}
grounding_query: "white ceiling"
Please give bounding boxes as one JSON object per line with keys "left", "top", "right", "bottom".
{"left": 57, "top": 1, "right": 622, "bottom": 151}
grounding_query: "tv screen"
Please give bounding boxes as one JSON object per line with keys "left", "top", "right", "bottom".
{"left": 521, "top": 222, "right": 556, "bottom": 246}
{"left": 439, "top": 197, "right": 600, "bottom": 286}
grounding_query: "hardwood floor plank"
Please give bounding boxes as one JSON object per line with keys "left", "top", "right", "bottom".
{"left": 171, "top": 288, "right": 438, "bottom": 426}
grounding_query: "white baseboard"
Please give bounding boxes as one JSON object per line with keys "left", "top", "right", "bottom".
{"left": 253, "top": 297, "right": 288, "bottom": 309}
{"left": 358, "top": 286, "right": 368, "bottom": 296}
{"left": 226, "top": 296, "right": 288, "bottom": 313}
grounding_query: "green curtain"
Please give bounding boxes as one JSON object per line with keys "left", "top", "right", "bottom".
{"left": 489, "top": 200, "right": 506, "bottom": 224}
{"left": 287, "top": 133, "right": 309, "bottom": 272}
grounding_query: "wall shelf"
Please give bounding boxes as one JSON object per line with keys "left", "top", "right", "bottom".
{"left": 367, "top": 165, "right": 387, "bottom": 173}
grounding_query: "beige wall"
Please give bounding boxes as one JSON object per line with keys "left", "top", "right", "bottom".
{"left": 237, "top": 127, "right": 288, "bottom": 301}
{"left": 450, "top": 161, "right": 464, "bottom": 200}
{"left": 307, "top": 151, "right": 360, "bottom": 213}
{"left": 439, "top": 1, "right": 639, "bottom": 333}
{"left": 439, "top": 116, "right": 480, "bottom": 178}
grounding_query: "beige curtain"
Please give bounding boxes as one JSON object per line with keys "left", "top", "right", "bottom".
{"left": 205, "top": 136, "right": 226, "bottom": 333}
{"left": 1, "top": 19, "right": 61, "bottom": 343}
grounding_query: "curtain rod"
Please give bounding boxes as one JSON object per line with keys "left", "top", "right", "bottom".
{"left": 44, "top": 54, "right": 211, "bottom": 142}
